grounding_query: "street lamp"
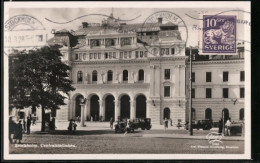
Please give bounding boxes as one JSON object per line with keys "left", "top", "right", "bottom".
{"left": 189, "top": 46, "right": 193, "bottom": 136}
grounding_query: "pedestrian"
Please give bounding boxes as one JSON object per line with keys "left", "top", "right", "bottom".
{"left": 9, "top": 117, "right": 15, "bottom": 144}
{"left": 124, "top": 119, "right": 130, "bottom": 135}
{"left": 177, "top": 121, "right": 181, "bottom": 129}
{"left": 68, "top": 119, "right": 73, "bottom": 132}
{"left": 164, "top": 118, "right": 168, "bottom": 131}
{"left": 77, "top": 116, "right": 80, "bottom": 123}
{"left": 14, "top": 120, "right": 23, "bottom": 144}
{"left": 26, "top": 117, "right": 31, "bottom": 134}
{"left": 73, "top": 121, "right": 77, "bottom": 132}
{"left": 50, "top": 117, "right": 56, "bottom": 131}
{"left": 225, "top": 117, "right": 231, "bottom": 136}
{"left": 22, "top": 118, "right": 26, "bottom": 133}
{"left": 170, "top": 118, "right": 173, "bottom": 126}
{"left": 91, "top": 116, "right": 93, "bottom": 122}
{"left": 218, "top": 117, "right": 223, "bottom": 134}
{"left": 110, "top": 117, "right": 114, "bottom": 129}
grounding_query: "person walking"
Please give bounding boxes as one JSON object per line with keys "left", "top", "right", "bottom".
{"left": 124, "top": 119, "right": 130, "bottom": 135}
{"left": 73, "top": 121, "right": 77, "bottom": 132}
{"left": 218, "top": 117, "right": 223, "bottom": 134}
{"left": 110, "top": 117, "right": 114, "bottom": 129}
{"left": 22, "top": 118, "right": 26, "bottom": 133}
{"left": 225, "top": 118, "right": 231, "bottom": 136}
{"left": 9, "top": 117, "right": 15, "bottom": 143}
{"left": 26, "top": 117, "right": 31, "bottom": 134}
{"left": 164, "top": 118, "right": 168, "bottom": 132}
{"left": 14, "top": 120, "right": 23, "bottom": 144}
{"left": 170, "top": 118, "right": 173, "bottom": 127}
{"left": 68, "top": 119, "right": 73, "bottom": 133}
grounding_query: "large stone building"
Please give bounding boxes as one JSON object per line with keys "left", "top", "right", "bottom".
{"left": 48, "top": 14, "right": 187, "bottom": 125}
{"left": 48, "top": 14, "right": 245, "bottom": 125}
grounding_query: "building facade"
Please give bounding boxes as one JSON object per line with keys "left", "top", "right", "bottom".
{"left": 48, "top": 15, "right": 245, "bottom": 124}
{"left": 48, "top": 15, "right": 187, "bottom": 125}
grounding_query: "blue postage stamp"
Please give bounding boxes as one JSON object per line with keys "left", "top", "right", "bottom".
{"left": 203, "top": 15, "right": 236, "bottom": 54}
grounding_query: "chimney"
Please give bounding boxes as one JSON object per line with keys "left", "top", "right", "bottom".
{"left": 158, "top": 17, "right": 163, "bottom": 24}
{"left": 82, "top": 22, "right": 89, "bottom": 28}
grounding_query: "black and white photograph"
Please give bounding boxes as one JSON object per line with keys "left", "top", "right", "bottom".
{"left": 3, "top": 1, "right": 251, "bottom": 160}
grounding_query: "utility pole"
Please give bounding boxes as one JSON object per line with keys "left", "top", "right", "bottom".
{"left": 189, "top": 46, "right": 193, "bottom": 135}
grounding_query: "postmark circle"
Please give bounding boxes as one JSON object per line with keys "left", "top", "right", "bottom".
{"left": 139, "top": 11, "right": 188, "bottom": 56}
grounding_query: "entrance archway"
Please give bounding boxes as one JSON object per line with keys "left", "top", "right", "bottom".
{"left": 222, "top": 108, "right": 229, "bottom": 123}
{"left": 136, "top": 95, "right": 146, "bottom": 118}
{"left": 163, "top": 108, "right": 170, "bottom": 119}
{"left": 105, "top": 95, "right": 115, "bottom": 121}
{"left": 90, "top": 95, "right": 99, "bottom": 121}
{"left": 75, "top": 94, "right": 83, "bottom": 117}
{"left": 120, "top": 95, "right": 130, "bottom": 120}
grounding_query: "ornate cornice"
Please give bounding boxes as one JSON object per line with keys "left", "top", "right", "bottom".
{"left": 73, "top": 83, "right": 150, "bottom": 89}
{"left": 191, "top": 59, "right": 244, "bottom": 65}
{"left": 71, "top": 59, "right": 149, "bottom": 65}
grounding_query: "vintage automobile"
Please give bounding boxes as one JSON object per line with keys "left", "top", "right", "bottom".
{"left": 114, "top": 120, "right": 134, "bottom": 133}
{"left": 114, "top": 118, "right": 152, "bottom": 133}
{"left": 185, "top": 119, "right": 213, "bottom": 130}
{"left": 130, "top": 118, "right": 152, "bottom": 130}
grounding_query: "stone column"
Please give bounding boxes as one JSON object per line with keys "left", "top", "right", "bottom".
{"left": 99, "top": 99, "right": 105, "bottom": 121}
{"left": 80, "top": 103, "right": 86, "bottom": 127}
{"left": 130, "top": 100, "right": 136, "bottom": 119}
{"left": 114, "top": 100, "right": 120, "bottom": 121}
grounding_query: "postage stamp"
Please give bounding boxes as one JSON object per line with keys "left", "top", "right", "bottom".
{"left": 202, "top": 15, "right": 236, "bottom": 54}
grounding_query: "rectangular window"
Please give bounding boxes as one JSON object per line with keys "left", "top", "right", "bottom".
{"left": 240, "top": 88, "right": 245, "bottom": 98}
{"left": 164, "top": 86, "right": 170, "bottom": 97}
{"left": 206, "top": 72, "right": 211, "bottom": 82}
{"left": 129, "top": 51, "right": 132, "bottom": 58}
{"left": 113, "top": 52, "right": 116, "bottom": 58}
{"left": 135, "top": 51, "right": 139, "bottom": 58}
{"left": 161, "top": 48, "right": 165, "bottom": 55}
{"left": 89, "top": 53, "right": 93, "bottom": 59}
{"left": 166, "top": 48, "right": 169, "bottom": 55}
{"left": 120, "top": 52, "right": 123, "bottom": 58}
{"left": 223, "top": 88, "right": 229, "bottom": 98}
{"left": 191, "top": 72, "right": 195, "bottom": 82}
{"left": 191, "top": 88, "right": 195, "bottom": 98}
{"left": 165, "top": 69, "right": 170, "bottom": 80}
{"left": 171, "top": 48, "right": 175, "bottom": 55}
{"left": 240, "top": 71, "right": 245, "bottom": 81}
{"left": 223, "top": 71, "right": 229, "bottom": 82}
{"left": 206, "top": 88, "right": 212, "bottom": 98}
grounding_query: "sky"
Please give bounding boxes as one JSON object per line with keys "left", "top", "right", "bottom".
{"left": 4, "top": 4, "right": 250, "bottom": 47}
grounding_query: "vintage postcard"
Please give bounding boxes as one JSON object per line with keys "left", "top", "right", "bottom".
{"left": 3, "top": 1, "right": 251, "bottom": 160}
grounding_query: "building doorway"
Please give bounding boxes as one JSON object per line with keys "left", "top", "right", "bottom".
{"left": 120, "top": 95, "right": 130, "bottom": 120}
{"left": 105, "top": 95, "right": 115, "bottom": 121}
{"left": 163, "top": 108, "right": 170, "bottom": 119}
{"left": 90, "top": 95, "right": 99, "bottom": 121}
{"left": 136, "top": 95, "right": 146, "bottom": 118}
{"left": 75, "top": 95, "right": 83, "bottom": 117}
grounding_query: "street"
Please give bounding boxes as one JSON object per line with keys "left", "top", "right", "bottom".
{"left": 9, "top": 122, "right": 244, "bottom": 154}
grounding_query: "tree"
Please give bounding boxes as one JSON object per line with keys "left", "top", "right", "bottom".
{"left": 9, "top": 46, "right": 75, "bottom": 131}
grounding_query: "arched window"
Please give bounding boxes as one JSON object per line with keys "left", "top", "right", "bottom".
{"left": 77, "top": 71, "right": 83, "bottom": 82}
{"left": 92, "top": 70, "right": 97, "bottom": 82}
{"left": 205, "top": 108, "right": 212, "bottom": 120}
{"left": 240, "top": 108, "right": 244, "bottom": 120}
{"left": 192, "top": 108, "right": 196, "bottom": 120}
{"left": 138, "top": 69, "right": 144, "bottom": 81}
{"left": 123, "top": 70, "right": 128, "bottom": 81}
{"left": 107, "top": 70, "right": 113, "bottom": 81}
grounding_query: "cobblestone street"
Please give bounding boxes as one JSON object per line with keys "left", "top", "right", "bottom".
{"left": 9, "top": 122, "right": 244, "bottom": 154}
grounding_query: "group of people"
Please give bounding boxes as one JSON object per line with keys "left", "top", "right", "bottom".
{"left": 218, "top": 117, "right": 232, "bottom": 136}
{"left": 163, "top": 118, "right": 176, "bottom": 131}
{"left": 9, "top": 116, "right": 32, "bottom": 144}
{"left": 68, "top": 119, "right": 77, "bottom": 132}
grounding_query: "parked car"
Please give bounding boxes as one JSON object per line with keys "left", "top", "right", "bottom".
{"left": 185, "top": 119, "right": 213, "bottom": 130}
{"left": 130, "top": 118, "right": 152, "bottom": 130}
{"left": 114, "top": 120, "right": 134, "bottom": 133}
{"left": 114, "top": 118, "right": 152, "bottom": 133}
{"left": 229, "top": 122, "right": 243, "bottom": 136}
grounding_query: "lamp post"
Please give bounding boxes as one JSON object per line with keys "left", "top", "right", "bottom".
{"left": 189, "top": 46, "right": 193, "bottom": 136}
{"left": 80, "top": 97, "right": 87, "bottom": 127}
